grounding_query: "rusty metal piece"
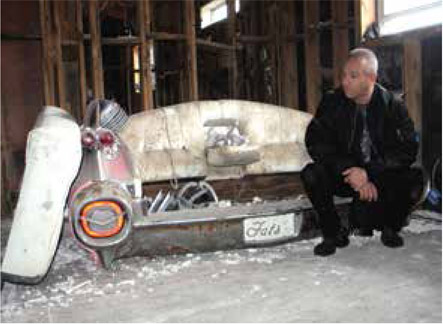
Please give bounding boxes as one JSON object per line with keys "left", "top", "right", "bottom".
{"left": 176, "top": 181, "right": 218, "bottom": 209}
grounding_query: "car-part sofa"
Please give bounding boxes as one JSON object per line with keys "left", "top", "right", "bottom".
{"left": 119, "top": 100, "right": 313, "bottom": 183}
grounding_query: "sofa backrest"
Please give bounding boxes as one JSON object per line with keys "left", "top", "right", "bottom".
{"left": 119, "top": 100, "right": 313, "bottom": 183}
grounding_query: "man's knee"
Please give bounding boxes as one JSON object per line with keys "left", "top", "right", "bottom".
{"left": 379, "top": 167, "right": 428, "bottom": 204}
{"left": 301, "top": 162, "right": 327, "bottom": 189}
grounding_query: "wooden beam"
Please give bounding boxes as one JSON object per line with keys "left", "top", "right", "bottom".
{"left": 354, "top": 0, "right": 361, "bottom": 45}
{"left": 149, "top": 32, "right": 186, "bottom": 41}
{"left": 304, "top": 0, "right": 321, "bottom": 114}
{"left": 332, "top": 0, "right": 349, "bottom": 87}
{"left": 39, "top": 0, "right": 55, "bottom": 105}
{"left": 184, "top": 0, "right": 198, "bottom": 101}
{"left": 354, "top": 0, "right": 375, "bottom": 45}
{"left": 196, "top": 39, "right": 235, "bottom": 51}
{"left": 281, "top": 0, "right": 298, "bottom": 108}
{"left": 89, "top": 0, "right": 104, "bottom": 99}
{"left": 54, "top": 1, "right": 67, "bottom": 110}
{"left": 403, "top": 38, "right": 422, "bottom": 163}
{"left": 100, "top": 36, "right": 141, "bottom": 45}
{"left": 61, "top": 39, "right": 80, "bottom": 46}
{"left": 76, "top": 0, "right": 87, "bottom": 118}
{"left": 138, "top": 0, "right": 154, "bottom": 110}
{"left": 237, "top": 35, "right": 272, "bottom": 43}
{"left": 286, "top": 34, "right": 306, "bottom": 42}
{"left": 125, "top": 45, "right": 133, "bottom": 113}
{"left": 227, "top": 0, "right": 237, "bottom": 98}
{"left": 273, "top": 2, "right": 281, "bottom": 105}
{"left": 265, "top": 1, "right": 278, "bottom": 105}
{"left": 93, "top": 32, "right": 186, "bottom": 44}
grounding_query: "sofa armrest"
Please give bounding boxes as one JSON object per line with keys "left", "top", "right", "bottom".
{"left": 246, "top": 143, "right": 312, "bottom": 175}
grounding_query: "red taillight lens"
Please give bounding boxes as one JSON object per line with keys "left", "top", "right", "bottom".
{"left": 80, "top": 201, "right": 124, "bottom": 238}
{"left": 98, "top": 130, "right": 115, "bottom": 146}
{"left": 81, "top": 131, "right": 96, "bottom": 148}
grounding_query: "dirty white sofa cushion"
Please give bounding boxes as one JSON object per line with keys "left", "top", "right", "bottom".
{"left": 130, "top": 149, "right": 207, "bottom": 182}
{"left": 206, "top": 145, "right": 261, "bottom": 167}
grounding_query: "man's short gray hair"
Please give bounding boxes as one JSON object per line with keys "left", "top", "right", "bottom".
{"left": 349, "top": 47, "right": 378, "bottom": 76}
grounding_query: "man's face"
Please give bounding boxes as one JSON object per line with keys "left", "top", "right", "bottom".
{"left": 341, "top": 58, "right": 375, "bottom": 102}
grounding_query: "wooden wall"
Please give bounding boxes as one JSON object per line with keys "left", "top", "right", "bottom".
{"left": 1, "top": 0, "right": 43, "bottom": 212}
{"left": 31, "top": 0, "right": 358, "bottom": 114}
{"left": 1, "top": 0, "right": 441, "bottom": 215}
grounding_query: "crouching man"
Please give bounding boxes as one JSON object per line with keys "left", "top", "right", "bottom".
{"left": 301, "top": 47, "right": 424, "bottom": 256}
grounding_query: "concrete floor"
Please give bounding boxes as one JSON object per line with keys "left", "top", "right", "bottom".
{"left": 1, "top": 211, "right": 441, "bottom": 323}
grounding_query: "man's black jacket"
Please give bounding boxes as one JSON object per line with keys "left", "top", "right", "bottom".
{"left": 305, "top": 84, "right": 418, "bottom": 182}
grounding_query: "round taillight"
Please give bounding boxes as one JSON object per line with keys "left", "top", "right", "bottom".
{"left": 81, "top": 131, "right": 96, "bottom": 148}
{"left": 98, "top": 130, "right": 115, "bottom": 146}
{"left": 80, "top": 201, "right": 124, "bottom": 238}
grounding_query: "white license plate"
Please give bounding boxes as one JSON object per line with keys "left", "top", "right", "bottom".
{"left": 243, "top": 213, "right": 300, "bottom": 243}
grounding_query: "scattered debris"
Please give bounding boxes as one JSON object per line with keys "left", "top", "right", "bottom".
{"left": 1, "top": 213, "right": 440, "bottom": 322}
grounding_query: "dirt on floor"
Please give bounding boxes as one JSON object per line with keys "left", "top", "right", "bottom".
{"left": 1, "top": 211, "right": 441, "bottom": 323}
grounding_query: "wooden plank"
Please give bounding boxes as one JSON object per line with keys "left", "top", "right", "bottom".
{"left": 54, "top": 1, "right": 67, "bottom": 110}
{"left": 227, "top": 0, "right": 238, "bottom": 98}
{"left": 332, "top": 0, "right": 349, "bottom": 87}
{"left": 184, "top": 0, "right": 198, "bottom": 101}
{"left": 138, "top": 0, "right": 154, "bottom": 110}
{"left": 304, "top": 0, "right": 321, "bottom": 114}
{"left": 281, "top": 0, "right": 298, "bottom": 108}
{"left": 403, "top": 38, "right": 422, "bottom": 163}
{"left": 89, "top": 0, "right": 104, "bottom": 98}
{"left": 76, "top": 0, "right": 87, "bottom": 118}
{"left": 39, "top": 0, "right": 55, "bottom": 105}
{"left": 143, "top": 173, "right": 306, "bottom": 203}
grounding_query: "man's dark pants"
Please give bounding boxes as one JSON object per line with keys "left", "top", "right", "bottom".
{"left": 301, "top": 162, "right": 424, "bottom": 238}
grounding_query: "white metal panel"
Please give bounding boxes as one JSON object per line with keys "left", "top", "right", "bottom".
{"left": 2, "top": 106, "right": 82, "bottom": 283}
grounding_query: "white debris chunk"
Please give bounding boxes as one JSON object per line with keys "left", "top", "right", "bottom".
{"left": 117, "top": 280, "right": 135, "bottom": 286}
{"left": 252, "top": 196, "right": 263, "bottom": 204}
{"left": 65, "top": 280, "right": 91, "bottom": 294}
{"left": 217, "top": 200, "right": 232, "bottom": 208}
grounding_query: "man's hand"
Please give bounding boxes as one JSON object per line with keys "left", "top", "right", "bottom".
{"left": 358, "top": 181, "right": 378, "bottom": 202}
{"left": 342, "top": 167, "right": 368, "bottom": 191}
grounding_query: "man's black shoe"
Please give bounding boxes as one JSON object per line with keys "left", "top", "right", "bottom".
{"left": 314, "top": 239, "right": 336, "bottom": 256}
{"left": 355, "top": 228, "right": 374, "bottom": 237}
{"left": 381, "top": 228, "right": 404, "bottom": 248}
{"left": 335, "top": 232, "right": 350, "bottom": 248}
{"left": 314, "top": 230, "right": 349, "bottom": 256}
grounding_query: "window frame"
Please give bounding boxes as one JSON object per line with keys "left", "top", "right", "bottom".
{"left": 377, "top": 0, "right": 442, "bottom": 36}
{"left": 201, "top": 0, "right": 240, "bottom": 29}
